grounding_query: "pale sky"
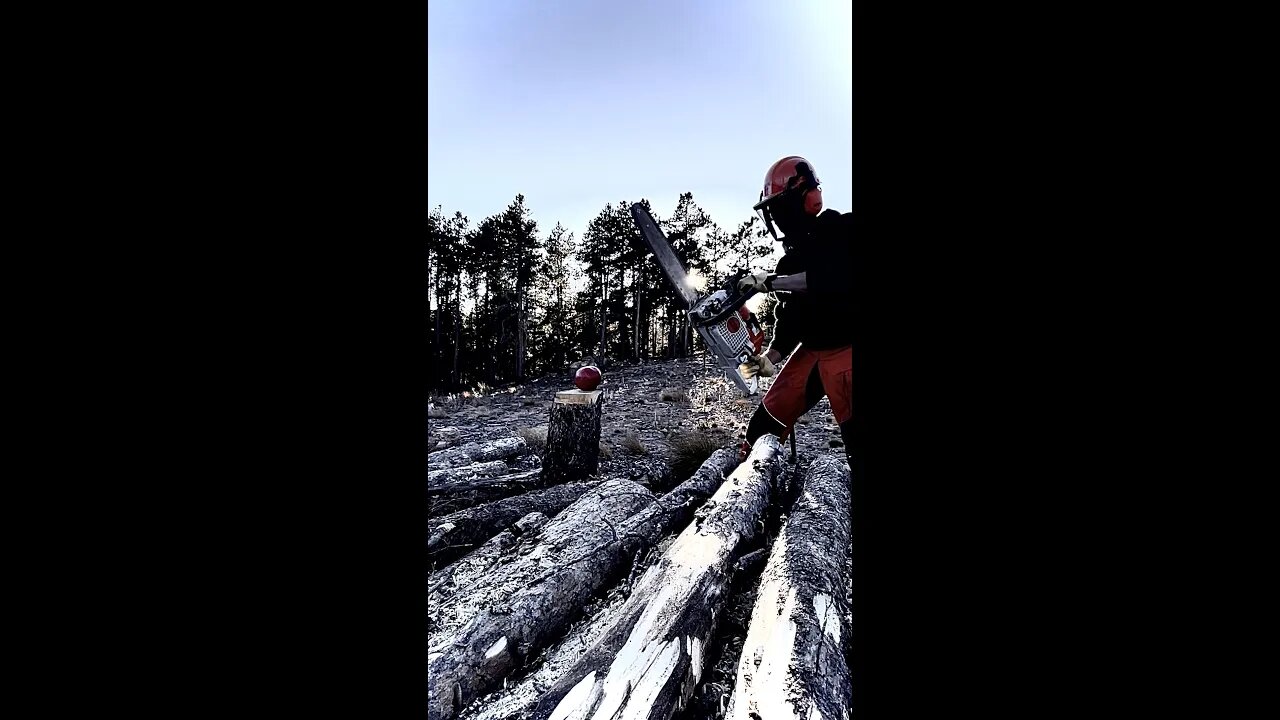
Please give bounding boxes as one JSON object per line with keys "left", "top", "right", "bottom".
{"left": 428, "top": 0, "right": 852, "bottom": 261}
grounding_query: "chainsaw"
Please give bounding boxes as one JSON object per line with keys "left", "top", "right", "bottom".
{"left": 629, "top": 203, "right": 767, "bottom": 396}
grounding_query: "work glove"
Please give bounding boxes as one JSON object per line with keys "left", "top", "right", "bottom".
{"left": 736, "top": 271, "right": 775, "bottom": 293}
{"left": 739, "top": 353, "right": 777, "bottom": 379}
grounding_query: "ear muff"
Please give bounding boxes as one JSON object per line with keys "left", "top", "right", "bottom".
{"left": 804, "top": 187, "right": 823, "bottom": 215}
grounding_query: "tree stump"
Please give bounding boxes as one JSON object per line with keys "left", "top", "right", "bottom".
{"left": 540, "top": 389, "right": 603, "bottom": 484}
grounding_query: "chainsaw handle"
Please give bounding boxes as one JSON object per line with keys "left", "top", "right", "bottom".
{"left": 695, "top": 286, "right": 758, "bottom": 326}
{"left": 726, "top": 285, "right": 758, "bottom": 313}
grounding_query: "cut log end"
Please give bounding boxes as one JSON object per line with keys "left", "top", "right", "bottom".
{"left": 554, "top": 389, "right": 602, "bottom": 405}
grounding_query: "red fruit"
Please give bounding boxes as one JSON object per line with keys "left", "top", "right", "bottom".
{"left": 574, "top": 365, "right": 602, "bottom": 391}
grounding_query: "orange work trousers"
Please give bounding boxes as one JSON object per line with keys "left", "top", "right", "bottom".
{"left": 761, "top": 344, "right": 853, "bottom": 438}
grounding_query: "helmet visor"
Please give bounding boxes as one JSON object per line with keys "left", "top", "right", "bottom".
{"left": 755, "top": 190, "right": 806, "bottom": 238}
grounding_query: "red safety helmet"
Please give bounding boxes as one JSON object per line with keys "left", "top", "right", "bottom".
{"left": 752, "top": 156, "right": 823, "bottom": 240}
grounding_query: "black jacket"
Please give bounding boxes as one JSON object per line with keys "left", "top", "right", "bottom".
{"left": 767, "top": 208, "right": 857, "bottom": 354}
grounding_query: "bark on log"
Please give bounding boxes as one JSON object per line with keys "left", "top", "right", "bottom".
{"left": 726, "top": 455, "right": 852, "bottom": 720}
{"left": 428, "top": 469, "right": 545, "bottom": 515}
{"left": 429, "top": 437, "right": 527, "bottom": 471}
{"left": 428, "top": 460, "right": 512, "bottom": 487}
{"left": 540, "top": 390, "right": 603, "bottom": 484}
{"left": 429, "top": 426, "right": 462, "bottom": 450}
{"left": 451, "top": 447, "right": 743, "bottom": 720}
{"left": 429, "top": 468, "right": 542, "bottom": 497}
{"left": 527, "top": 436, "right": 787, "bottom": 720}
{"left": 428, "top": 511, "right": 548, "bottom": 603}
{"left": 427, "top": 479, "right": 658, "bottom": 720}
{"left": 428, "top": 481, "right": 600, "bottom": 569}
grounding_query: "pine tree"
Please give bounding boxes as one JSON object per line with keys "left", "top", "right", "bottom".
{"left": 426, "top": 208, "right": 470, "bottom": 392}
{"left": 662, "top": 192, "right": 714, "bottom": 357}
{"left": 576, "top": 202, "right": 635, "bottom": 360}
{"left": 494, "top": 194, "right": 542, "bottom": 381}
{"left": 536, "top": 222, "right": 578, "bottom": 372}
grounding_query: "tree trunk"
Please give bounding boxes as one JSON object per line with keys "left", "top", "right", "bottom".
{"left": 540, "top": 390, "right": 603, "bottom": 484}
{"left": 427, "top": 274, "right": 433, "bottom": 388}
{"left": 452, "top": 288, "right": 462, "bottom": 390}
{"left": 427, "top": 481, "right": 601, "bottom": 569}
{"left": 598, "top": 297, "right": 607, "bottom": 358}
{"left": 667, "top": 310, "right": 676, "bottom": 359}
{"left": 726, "top": 455, "right": 852, "bottom": 720}
{"left": 516, "top": 292, "right": 526, "bottom": 381}
{"left": 428, "top": 437, "right": 526, "bottom": 471}
{"left": 527, "top": 436, "right": 787, "bottom": 720}
{"left": 633, "top": 267, "right": 641, "bottom": 360}
{"left": 427, "top": 479, "right": 659, "bottom": 720}
{"left": 434, "top": 280, "right": 442, "bottom": 348}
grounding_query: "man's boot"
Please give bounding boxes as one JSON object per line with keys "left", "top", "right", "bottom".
{"left": 743, "top": 404, "right": 790, "bottom": 462}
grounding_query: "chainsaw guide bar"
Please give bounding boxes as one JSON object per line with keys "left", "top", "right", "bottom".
{"left": 630, "top": 203, "right": 766, "bottom": 396}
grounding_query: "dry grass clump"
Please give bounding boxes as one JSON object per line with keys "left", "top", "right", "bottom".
{"left": 516, "top": 425, "right": 548, "bottom": 452}
{"left": 668, "top": 429, "right": 731, "bottom": 478}
{"left": 659, "top": 387, "right": 689, "bottom": 404}
{"left": 620, "top": 430, "right": 648, "bottom": 455}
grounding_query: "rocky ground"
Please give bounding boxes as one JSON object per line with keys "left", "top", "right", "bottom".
{"left": 427, "top": 355, "right": 851, "bottom": 719}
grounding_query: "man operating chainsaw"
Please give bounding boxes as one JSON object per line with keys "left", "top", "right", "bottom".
{"left": 736, "top": 155, "right": 861, "bottom": 469}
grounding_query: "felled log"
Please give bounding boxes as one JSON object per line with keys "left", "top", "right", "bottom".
{"left": 428, "top": 511, "right": 548, "bottom": 601}
{"left": 726, "top": 455, "right": 852, "bottom": 720}
{"left": 429, "top": 468, "right": 541, "bottom": 497}
{"left": 428, "top": 426, "right": 461, "bottom": 450}
{"left": 582, "top": 446, "right": 740, "bottom": 548}
{"left": 427, "top": 460, "right": 511, "bottom": 487}
{"left": 429, "top": 436, "right": 527, "bottom": 471}
{"left": 540, "top": 389, "right": 603, "bottom": 484}
{"left": 427, "top": 481, "right": 600, "bottom": 569}
{"left": 427, "top": 469, "right": 545, "bottom": 515}
{"left": 527, "top": 436, "right": 787, "bottom": 720}
{"left": 449, "top": 447, "right": 743, "bottom": 720}
{"left": 427, "top": 479, "right": 659, "bottom": 720}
